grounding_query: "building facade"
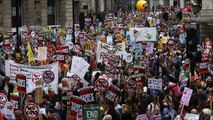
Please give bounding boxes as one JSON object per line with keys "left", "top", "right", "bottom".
{"left": 0, "top": 0, "right": 72, "bottom": 32}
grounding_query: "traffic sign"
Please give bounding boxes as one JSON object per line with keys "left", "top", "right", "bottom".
{"left": 42, "top": 70, "right": 55, "bottom": 83}
{"left": 32, "top": 72, "right": 43, "bottom": 83}
{"left": 95, "top": 78, "right": 109, "bottom": 92}
{"left": 125, "top": 81, "right": 137, "bottom": 93}
{"left": 24, "top": 103, "right": 40, "bottom": 120}
{"left": 0, "top": 93, "right": 8, "bottom": 104}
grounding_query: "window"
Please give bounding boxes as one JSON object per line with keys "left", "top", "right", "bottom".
{"left": 11, "top": 0, "right": 21, "bottom": 28}
{"left": 48, "top": 0, "right": 56, "bottom": 25}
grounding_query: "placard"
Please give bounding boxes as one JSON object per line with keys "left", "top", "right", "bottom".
{"left": 62, "top": 90, "right": 73, "bottom": 106}
{"left": 125, "top": 81, "right": 137, "bottom": 93}
{"left": 70, "top": 56, "right": 90, "bottom": 79}
{"left": 10, "top": 94, "right": 19, "bottom": 109}
{"left": 83, "top": 105, "right": 101, "bottom": 120}
{"left": 104, "top": 66, "right": 117, "bottom": 78}
{"left": 129, "top": 28, "right": 157, "bottom": 41}
{"left": 199, "top": 58, "right": 208, "bottom": 73}
{"left": 148, "top": 78, "right": 162, "bottom": 90}
{"left": 0, "top": 93, "right": 8, "bottom": 104}
{"left": 24, "top": 103, "right": 40, "bottom": 120}
{"left": 136, "top": 114, "right": 148, "bottom": 120}
{"left": 95, "top": 78, "right": 109, "bottom": 92}
{"left": 105, "top": 85, "right": 120, "bottom": 102}
{"left": 16, "top": 74, "right": 26, "bottom": 93}
{"left": 78, "top": 86, "right": 95, "bottom": 104}
{"left": 5, "top": 60, "right": 59, "bottom": 94}
{"left": 70, "top": 96, "right": 84, "bottom": 118}
{"left": 37, "top": 47, "right": 47, "bottom": 60}
{"left": 180, "top": 87, "right": 193, "bottom": 106}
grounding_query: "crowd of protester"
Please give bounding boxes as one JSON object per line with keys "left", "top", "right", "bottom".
{"left": 0, "top": 4, "right": 212, "bottom": 120}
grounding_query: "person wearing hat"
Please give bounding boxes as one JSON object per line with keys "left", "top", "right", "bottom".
{"left": 200, "top": 108, "right": 211, "bottom": 120}
{"left": 0, "top": 76, "right": 14, "bottom": 100}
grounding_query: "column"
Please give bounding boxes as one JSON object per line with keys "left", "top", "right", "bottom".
{"left": 170, "top": 0, "right": 174, "bottom": 7}
{"left": 40, "top": 0, "right": 48, "bottom": 26}
{"left": 2, "top": 0, "right": 11, "bottom": 32}
{"left": 65, "top": 0, "right": 72, "bottom": 27}
{"left": 180, "top": 0, "right": 184, "bottom": 8}
{"left": 99, "top": 0, "right": 105, "bottom": 12}
{"left": 24, "top": 0, "right": 35, "bottom": 26}
{"left": 91, "top": 0, "right": 96, "bottom": 13}
{"left": 150, "top": 0, "right": 153, "bottom": 11}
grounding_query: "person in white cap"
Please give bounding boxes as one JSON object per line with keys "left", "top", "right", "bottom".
{"left": 200, "top": 108, "right": 211, "bottom": 120}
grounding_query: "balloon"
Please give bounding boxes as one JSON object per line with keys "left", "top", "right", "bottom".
{"left": 136, "top": 0, "right": 148, "bottom": 11}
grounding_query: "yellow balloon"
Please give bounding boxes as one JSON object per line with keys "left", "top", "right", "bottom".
{"left": 136, "top": 0, "right": 148, "bottom": 11}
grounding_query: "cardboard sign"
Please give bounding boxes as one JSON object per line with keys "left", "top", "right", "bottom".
{"left": 70, "top": 56, "right": 90, "bottom": 79}
{"left": 78, "top": 86, "right": 95, "bottom": 104}
{"left": 16, "top": 74, "right": 26, "bottom": 93}
{"left": 70, "top": 96, "right": 84, "bottom": 118}
{"left": 83, "top": 105, "right": 101, "bottom": 120}
{"left": 125, "top": 81, "right": 137, "bottom": 93}
{"left": 136, "top": 114, "right": 148, "bottom": 120}
{"left": 5, "top": 60, "right": 59, "bottom": 94}
{"left": 148, "top": 78, "right": 162, "bottom": 90}
{"left": 105, "top": 85, "right": 120, "bottom": 102}
{"left": 95, "top": 78, "right": 109, "bottom": 92}
{"left": 42, "top": 70, "right": 55, "bottom": 83}
{"left": 199, "top": 58, "right": 208, "bottom": 73}
{"left": 62, "top": 90, "right": 73, "bottom": 106}
{"left": 180, "top": 87, "right": 193, "bottom": 106}
{"left": 24, "top": 103, "right": 40, "bottom": 120}
{"left": 37, "top": 47, "right": 47, "bottom": 60}
{"left": 129, "top": 28, "right": 157, "bottom": 41}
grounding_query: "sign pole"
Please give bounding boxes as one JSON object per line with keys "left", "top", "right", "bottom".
{"left": 180, "top": 105, "right": 184, "bottom": 115}
{"left": 66, "top": 106, "right": 70, "bottom": 120}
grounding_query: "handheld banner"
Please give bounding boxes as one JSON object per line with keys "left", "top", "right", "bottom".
{"left": 105, "top": 85, "right": 120, "bottom": 102}
{"left": 16, "top": 74, "right": 26, "bottom": 94}
{"left": 83, "top": 105, "right": 101, "bottom": 120}
{"left": 78, "top": 86, "right": 95, "bottom": 105}
{"left": 70, "top": 95, "right": 84, "bottom": 118}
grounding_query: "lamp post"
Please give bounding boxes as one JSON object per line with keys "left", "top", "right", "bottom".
{"left": 15, "top": 0, "right": 21, "bottom": 62}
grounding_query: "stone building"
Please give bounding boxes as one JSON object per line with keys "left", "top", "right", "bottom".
{"left": 0, "top": 0, "right": 72, "bottom": 32}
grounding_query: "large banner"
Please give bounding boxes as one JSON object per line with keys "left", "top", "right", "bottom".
{"left": 129, "top": 27, "right": 157, "bottom": 41}
{"left": 96, "top": 41, "right": 125, "bottom": 63}
{"left": 5, "top": 60, "right": 58, "bottom": 93}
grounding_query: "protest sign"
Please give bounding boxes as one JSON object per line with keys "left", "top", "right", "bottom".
{"left": 105, "top": 85, "right": 120, "bottom": 102}
{"left": 131, "top": 73, "right": 144, "bottom": 78}
{"left": 184, "top": 113, "right": 199, "bottom": 120}
{"left": 136, "top": 114, "right": 148, "bottom": 120}
{"left": 148, "top": 78, "right": 162, "bottom": 90}
{"left": 199, "top": 58, "right": 208, "bottom": 73}
{"left": 146, "top": 42, "right": 154, "bottom": 55}
{"left": 10, "top": 94, "right": 19, "bottom": 110}
{"left": 70, "top": 95, "right": 84, "bottom": 118}
{"left": 5, "top": 60, "right": 58, "bottom": 94}
{"left": 32, "top": 72, "right": 43, "bottom": 83}
{"left": 123, "top": 52, "right": 133, "bottom": 63}
{"left": 129, "top": 28, "right": 157, "bottom": 41}
{"left": 1, "top": 102, "right": 15, "bottom": 120}
{"left": 104, "top": 66, "right": 117, "bottom": 78}
{"left": 16, "top": 74, "right": 26, "bottom": 93}
{"left": 180, "top": 87, "right": 193, "bottom": 106}
{"left": 24, "top": 102, "right": 39, "bottom": 120}
{"left": 150, "top": 114, "right": 161, "bottom": 120}
{"left": 83, "top": 105, "right": 101, "bottom": 120}
{"left": 96, "top": 41, "right": 125, "bottom": 63}
{"left": 70, "top": 56, "right": 90, "bottom": 79}
{"left": 95, "top": 78, "right": 109, "bottom": 92}
{"left": 62, "top": 90, "right": 73, "bottom": 106}
{"left": 42, "top": 70, "right": 55, "bottom": 83}
{"left": 56, "top": 52, "right": 66, "bottom": 64}
{"left": 105, "top": 11, "right": 115, "bottom": 21}
{"left": 37, "top": 47, "right": 47, "bottom": 60}
{"left": 78, "top": 86, "right": 95, "bottom": 104}
{"left": 125, "top": 81, "right": 137, "bottom": 93}
{"left": 0, "top": 93, "right": 8, "bottom": 104}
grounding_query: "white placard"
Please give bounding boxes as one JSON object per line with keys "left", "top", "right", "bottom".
{"left": 5, "top": 60, "right": 58, "bottom": 94}
{"left": 180, "top": 87, "right": 193, "bottom": 106}
{"left": 37, "top": 47, "right": 47, "bottom": 60}
{"left": 70, "top": 56, "right": 90, "bottom": 79}
{"left": 129, "top": 27, "right": 157, "bottom": 41}
{"left": 148, "top": 78, "right": 162, "bottom": 90}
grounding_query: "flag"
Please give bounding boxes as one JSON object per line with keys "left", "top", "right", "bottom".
{"left": 27, "top": 42, "right": 35, "bottom": 64}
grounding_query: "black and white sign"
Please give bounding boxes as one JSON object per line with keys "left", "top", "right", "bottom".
{"left": 104, "top": 66, "right": 116, "bottom": 78}
{"left": 148, "top": 78, "right": 162, "bottom": 90}
{"left": 95, "top": 78, "right": 109, "bottom": 92}
{"left": 24, "top": 103, "right": 40, "bottom": 120}
{"left": 42, "top": 70, "right": 55, "bottom": 83}
{"left": 0, "top": 93, "right": 8, "bottom": 104}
